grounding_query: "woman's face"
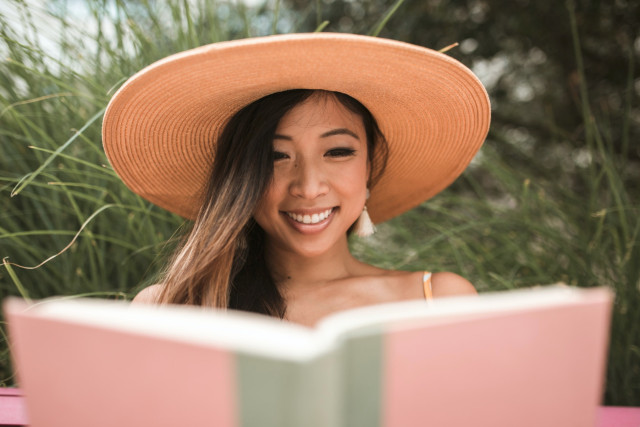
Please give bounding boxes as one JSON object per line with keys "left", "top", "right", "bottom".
{"left": 253, "top": 93, "right": 370, "bottom": 258}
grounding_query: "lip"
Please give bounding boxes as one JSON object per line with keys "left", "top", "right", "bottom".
{"left": 281, "top": 207, "right": 337, "bottom": 234}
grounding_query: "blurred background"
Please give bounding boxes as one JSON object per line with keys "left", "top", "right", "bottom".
{"left": 1, "top": 0, "right": 638, "bottom": 405}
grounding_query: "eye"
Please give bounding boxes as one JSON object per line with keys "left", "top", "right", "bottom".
{"left": 272, "top": 151, "right": 289, "bottom": 161}
{"left": 325, "top": 148, "right": 356, "bottom": 158}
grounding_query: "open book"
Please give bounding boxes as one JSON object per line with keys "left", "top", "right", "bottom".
{"left": 4, "top": 285, "right": 612, "bottom": 427}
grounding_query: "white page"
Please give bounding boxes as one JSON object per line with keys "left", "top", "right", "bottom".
{"left": 7, "top": 285, "right": 611, "bottom": 362}
{"left": 14, "top": 298, "right": 327, "bottom": 361}
{"left": 316, "top": 285, "right": 611, "bottom": 339}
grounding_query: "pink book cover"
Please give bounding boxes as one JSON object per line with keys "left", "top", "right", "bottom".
{"left": 4, "top": 286, "right": 613, "bottom": 427}
{"left": 382, "top": 287, "right": 612, "bottom": 427}
{"left": 4, "top": 298, "right": 238, "bottom": 427}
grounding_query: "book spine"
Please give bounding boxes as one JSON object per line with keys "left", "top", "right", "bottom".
{"left": 337, "top": 331, "right": 385, "bottom": 427}
{"left": 236, "top": 351, "right": 342, "bottom": 427}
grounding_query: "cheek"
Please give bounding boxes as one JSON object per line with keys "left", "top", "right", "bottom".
{"left": 337, "top": 160, "right": 369, "bottom": 190}
{"left": 253, "top": 180, "right": 282, "bottom": 224}
{"left": 252, "top": 203, "right": 272, "bottom": 236}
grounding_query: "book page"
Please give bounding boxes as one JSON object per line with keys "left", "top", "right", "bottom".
{"left": 316, "top": 285, "right": 612, "bottom": 340}
{"left": 7, "top": 298, "right": 328, "bottom": 361}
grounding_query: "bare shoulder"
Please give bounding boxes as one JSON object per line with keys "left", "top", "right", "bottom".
{"left": 431, "top": 272, "right": 477, "bottom": 297}
{"left": 131, "top": 284, "right": 164, "bottom": 304}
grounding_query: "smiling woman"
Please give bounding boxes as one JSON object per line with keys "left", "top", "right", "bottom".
{"left": 255, "top": 92, "right": 372, "bottom": 255}
{"left": 102, "top": 33, "right": 490, "bottom": 326}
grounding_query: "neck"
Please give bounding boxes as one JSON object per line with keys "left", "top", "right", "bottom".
{"left": 264, "top": 235, "right": 363, "bottom": 293}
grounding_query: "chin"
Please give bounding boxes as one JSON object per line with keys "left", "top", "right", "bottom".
{"left": 291, "top": 245, "right": 334, "bottom": 259}
{"left": 289, "top": 236, "right": 347, "bottom": 258}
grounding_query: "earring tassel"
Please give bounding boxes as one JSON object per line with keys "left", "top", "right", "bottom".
{"left": 354, "top": 206, "right": 375, "bottom": 237}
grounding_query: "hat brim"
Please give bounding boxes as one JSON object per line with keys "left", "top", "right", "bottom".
{"left": 102, "top": 33, "right": 490, "bottom": 223}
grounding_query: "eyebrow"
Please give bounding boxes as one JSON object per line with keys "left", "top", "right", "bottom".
{"left": 273, "top": 128, "right": 360, "bottom": 141}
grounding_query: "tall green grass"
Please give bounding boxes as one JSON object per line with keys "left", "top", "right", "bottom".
{"left": 1, "top": 0, "right": 638, "bottom": 405}
{"left": 0, "top": 0, "right": 407, "bottom": 388}
{"left": 354, "top": 1, "right": 639, "bottom": 404}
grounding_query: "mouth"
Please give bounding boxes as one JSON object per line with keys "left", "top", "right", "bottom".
{"left": 285, "top": 208, "right": 334, "bottom": 225}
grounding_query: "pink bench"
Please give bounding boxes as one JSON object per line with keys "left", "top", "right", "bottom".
{"left": 597, "top": 406, "right": 640, "bottom": 427}
{"left": 0, "top": 389, "right": 25, "bottom": 426}
{"left": 1, "top": 388, "right": 639, "bottom": 426}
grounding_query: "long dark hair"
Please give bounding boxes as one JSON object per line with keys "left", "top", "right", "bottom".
{"left": 157, "top": 90, "right": 388, "bottom": 317}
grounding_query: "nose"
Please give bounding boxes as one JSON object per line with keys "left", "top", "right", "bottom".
{"left": 288, "top": 158, "right": 329, "bottom": 199}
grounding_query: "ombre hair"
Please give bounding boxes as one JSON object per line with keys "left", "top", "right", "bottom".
{"left": 156, "top": 90, "right": 388, "bottom": 317}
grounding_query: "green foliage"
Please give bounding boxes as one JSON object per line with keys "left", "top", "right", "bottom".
{"left": 353, "top": 1, "right": 640, "bottom": 404}
{"left": 1, "top": 0, "right": 638, "bottom": 406}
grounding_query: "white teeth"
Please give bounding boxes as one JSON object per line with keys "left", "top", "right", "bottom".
{"left": 287, "top": 208, "right": 332, "bottom": 224}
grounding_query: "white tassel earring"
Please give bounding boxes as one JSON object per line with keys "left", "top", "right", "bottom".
{"left": 353, "top": 189, "right": 375, "bottom": 237}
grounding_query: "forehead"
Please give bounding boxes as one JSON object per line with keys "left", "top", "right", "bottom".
{"left": 275, "top": 93, "right": 365, "bottom": 134}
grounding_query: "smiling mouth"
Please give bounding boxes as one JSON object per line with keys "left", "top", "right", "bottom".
{"left": 285, "top": 208, "right": 333, "bottom": 225}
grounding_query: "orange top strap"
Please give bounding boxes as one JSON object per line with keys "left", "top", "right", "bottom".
{"left": 423, "top": 271, "right": 433, "bottom": 301}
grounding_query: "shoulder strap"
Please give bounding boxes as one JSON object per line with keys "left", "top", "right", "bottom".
{"left": 422, "top": 271, "right": 433, "bottom": 301}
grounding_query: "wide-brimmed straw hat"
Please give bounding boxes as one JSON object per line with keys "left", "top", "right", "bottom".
{"left": 102, "top": 33, "right": 490, "bottom": 223}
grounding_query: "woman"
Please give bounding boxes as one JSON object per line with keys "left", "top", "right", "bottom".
{"left": 102, "top": 33, "right": 491, "bottom": 326}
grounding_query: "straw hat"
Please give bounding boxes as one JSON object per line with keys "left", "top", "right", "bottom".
{"left": 102, "top": 33, "right": 490, "bottom": 223}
